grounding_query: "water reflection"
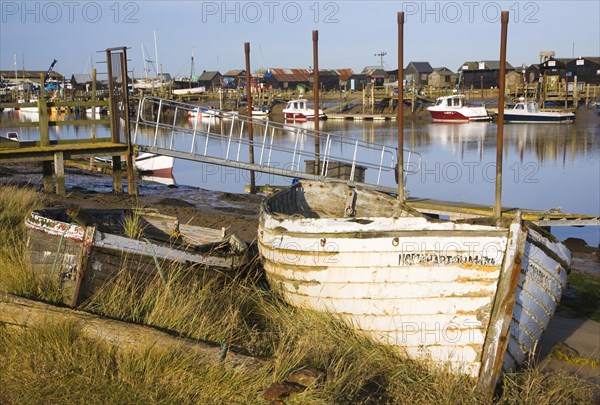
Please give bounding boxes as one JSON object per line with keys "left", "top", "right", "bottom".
{"left": 1, "top": 108, "right": 598, "bottom": 244}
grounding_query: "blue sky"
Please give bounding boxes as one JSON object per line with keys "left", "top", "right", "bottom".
{"left": 1, "top": 1, "right": 599, "bottom": 79}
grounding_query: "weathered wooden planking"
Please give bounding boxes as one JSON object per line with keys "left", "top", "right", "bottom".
{"left": 25, "top": 208, "right": 249, "bottom": 307}
{"left": 248, "top": 184, "right": 599, "bottom": 226}
{"left": 258, "top": 181, "right": 571, "bottom": 393}
{"left": 26, "top": 224, "right": 90, "bottom": 304}
{"left": 0, "top": 292, "right": 269, "bottom": 371}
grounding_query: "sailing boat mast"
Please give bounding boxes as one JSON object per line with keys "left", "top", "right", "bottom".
{"left": 189, "top": 48, "right": 195, "bottom": 88}
{"left": 154, "top": 30, "right": 160, "bottom": 82}
{"left": 141, "top": 43, "right": 148, "bottom": 79}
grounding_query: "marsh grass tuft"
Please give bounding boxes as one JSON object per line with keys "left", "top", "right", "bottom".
{"left": 121, "top": 203, "right": 148, "bottom": 240}
{"left": 0, "top": 185, "right": 64, "bottom": 300}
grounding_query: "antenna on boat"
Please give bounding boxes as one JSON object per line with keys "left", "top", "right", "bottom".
{"left": 494, "top": 11, "right": 509, "bottom": 219}
{"left": 397, "top": 12, "right": 405, "bottom": 201}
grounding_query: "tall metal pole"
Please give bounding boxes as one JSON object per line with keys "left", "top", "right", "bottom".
{"left": 313, "top": 30, "right": 320, "bottom": 175}
{"left": 495, "top": 11, "right": 509, "bottom": 218}
{"left": 244, "top": 42, "right": 256, "bottom": 193}
{"left": 397, "top": 12, "right": 405, "bottom": 201}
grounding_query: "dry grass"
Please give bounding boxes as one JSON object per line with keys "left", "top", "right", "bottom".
{"left": 0, "top": 184, "right": 598, "bottom": 404}
{"left": 122, "top": 204, "right": 148, "bottom": 240}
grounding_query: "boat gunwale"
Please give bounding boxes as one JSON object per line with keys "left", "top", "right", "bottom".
{"left": 26, "top": 207, "right": 249, "bottom": 266}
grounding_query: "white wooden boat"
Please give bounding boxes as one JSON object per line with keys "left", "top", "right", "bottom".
{"left": 17, "top": 98, "right": 39, "bottom": 114}
{"left": 134, "top": 152, "right": 174, "bottom": 176}
{"left": 504, "top": 100, "right": 575, "bottom": 123}
{"left": 133, "top": 79, "right": 173, "bottom": 90}
{"left": 257, "top": 181, "right": 570, "bottom": 393}
{"left": 94, "top": 153, "right": 175, "bottom": 176}
{"left": 283, "top": 99, "right": 326, "bottom": 121}
{"left": 188, "top": 106, "right": 219, "bottom": 118}
{"left": 427, "top": 95, "right": 490, "bottom": 122}
{"left": 2, "top": 131, "right": 19, "bottom": 142}
{"left": 252, "top": 107, "right": 270, "bottom": 118}
{"left": 26, "top": 208, "right": 249, "bottom": 307}
{"left": 173, "top": 86, "right": 206, "bottom": 95}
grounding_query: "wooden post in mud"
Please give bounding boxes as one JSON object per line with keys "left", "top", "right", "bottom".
{"left": 313, "top": 30, "right": 320, "bottom": 175}
{"left": 397, "top": 12, "right": 405, "bottom": 201}
{"left": 244, "top": 42, "right": 256, "bottom": 193}
{"left": 119, "top": 48, "right": 137, "bottom": 196}
{"left": 88, "top": 68, "right": 97, "bottom": 169}
{"left": 38, "top": 73, "right": 54, "bottom": 193}
{"left": 105, "top": 51, "right": 123, "bottom": 194}
{"left": 564, "top": 73, "right": 569, "bottom": 109}
{"left": 494, "top": 11, "right": 509, "bottom": 218}
{"left": 54, "top": 151, "right": 65, "bottom": 195}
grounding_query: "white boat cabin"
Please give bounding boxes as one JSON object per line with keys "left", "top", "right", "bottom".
{"left": 434, "top": 95, "right": 467, "bottom": 108}
{"left": 286, "top": 99, "right": 308, "bottom": 111}
{"left": 513, "top": 101, "right": 540, "bottom": 113}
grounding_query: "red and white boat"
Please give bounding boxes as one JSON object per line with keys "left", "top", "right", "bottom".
{"left": 427, "top": 95, "right": 490, "bottom": 122}
{"left": 283, "top": 99, "right": 326, "bottom": 121}
{"left": 94, "top": 153, "right": 174, "bottom": 176}
{"left": 134, "top": 153, "right": 174, "bottom": 176}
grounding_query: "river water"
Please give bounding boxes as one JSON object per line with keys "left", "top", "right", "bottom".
{"left": 3, "top": 107, "right": 599, "bottom": 245}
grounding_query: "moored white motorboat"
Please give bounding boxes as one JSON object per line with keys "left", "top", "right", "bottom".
{"left": 283, "top": 99, "right": 326, "bottom": 121}
{"left": 258, "top": 180, "right": 570, "bottom": 394}
{"left": 252, "top": 106, "right": 270, "bottom": 118}
{"left": 503, "top": 100, "right": 575, "bottom": 123}
{"left": 427, "top": 95, "right": 491, "bottom": 122}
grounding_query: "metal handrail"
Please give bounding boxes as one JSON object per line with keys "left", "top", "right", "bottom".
{"left": 133, "top": 96, "right": 421, "bottom": 186}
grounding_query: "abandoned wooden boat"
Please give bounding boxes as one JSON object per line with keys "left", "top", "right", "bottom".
{"left": 257, "top": 180, "right": 570, "bottom": 393}
{"left": 26, "top": 207, "right": 249, "bottom": 307}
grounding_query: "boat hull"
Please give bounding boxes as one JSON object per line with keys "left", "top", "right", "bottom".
{"left": 134, "top": 153, "right": 174, "bottom": 176}
{"left": 428, "top": 108, "right": 490, "bottom": 122}
{"left": 26, "top": 209, "right": 249, "bottom": 307}
{"left": 503, "top": 113, "right": 575, "bottom": 123}
{"left": 257, "top": 181, "right": 570, "bottom": 391}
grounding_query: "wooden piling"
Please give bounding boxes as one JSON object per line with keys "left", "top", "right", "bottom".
{"left": 313, "top": 30, "right": 320, "bottom": 175}
{"left": 54, "top": 152, "right": 65, "bottom": 196}
{"left": 120, "top": 48, "right": 137, "bottom": 196}
{"left": 494, "top": 11, "right": 509, "bottom": 219}
{"left": 38, "top": 74, "right": 49, "bottom": 146}
{"left": 38, "top": 73, "right": 54, "bottom": 192}
{"left": 244, "top": 42, "right": 256, "bottom": 193}
{"left": 42, "top": 161, "right": 53, "bottom": 193}
{"left": 397, "top": 11, "right": 405, "bottom": 201}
